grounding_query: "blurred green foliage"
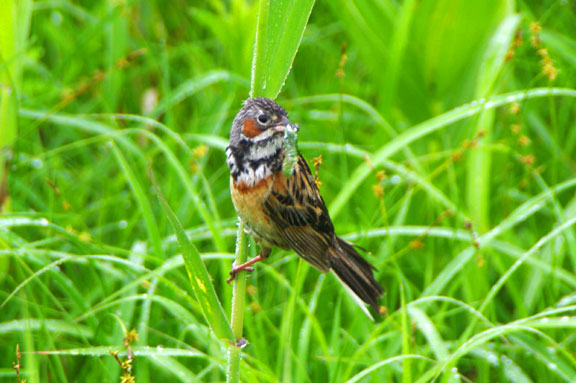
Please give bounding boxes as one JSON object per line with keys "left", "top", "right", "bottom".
{"left": 1, "top": 0, "right": 576, "bottom": 382}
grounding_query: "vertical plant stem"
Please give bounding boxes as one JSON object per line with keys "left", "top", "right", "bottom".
{"left": 227, "top": 221, "right": 248, "bottom": 383}
{"left": 400, "top": 280, "right": 413, "bottom": 383}
{"left": 231, "top": 0, "right": 315, "bottom": 379}
{"left": 227, "top": 344, "right": 242, "bottom": 383}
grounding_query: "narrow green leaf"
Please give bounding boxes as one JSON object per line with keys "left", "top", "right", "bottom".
{"left": 470, "top": 348, "right": 533, "bottom": 383}
{"left": 475, "top": 14, "right": 520, "bottom": 97}
{"left": 149, "top": 355, "right": 202, "bottom": 382}
{"left": 464, "top": 12, "right": 520, "bottom": 303}
{"left": 112, "top": 142, "right": 164, "bottom": 258}
{"left": 0, "top": 0, "right": 18, "bottom": 175}
{"left": 467, "top": 13, "right": 520, "bottom": 232}
{"left": 251, "top": 0, "right": 316, "bottom": 98}
{"left": 150, "top": 70, "right": 248, "bottom": 118}
{"left": 0, "top": 85, "right": 17, "bottom": 148}
{"left": 0, "top": 319, "right": 92, "bottom": 338}
{"left": 408, "top": 307, "right": 449, "bottom": 362}
{"left": 151, "top": 169, "right": 234, "bottom": 344}
{"left": 37, "top": 346, "right": 206, "bottom": 358}
{"left": 346, "top": 355, "right": 432, "bottom": 383}
{"left": 0, "top": 0, "right": 31, "bottom": 148}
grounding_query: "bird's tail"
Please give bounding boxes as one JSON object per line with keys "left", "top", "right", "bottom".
{"left": 329, "top": 237, "right": 383, "bottom": 311}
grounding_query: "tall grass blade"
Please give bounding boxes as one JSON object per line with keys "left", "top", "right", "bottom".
{"left": 464, "top": 11, "right": 520, "bottom": 305}
{"left": 151, "top": 169, "right": 234, "bottom": 343}
{"left": 251, "top": 0, "right": 316, "bottom": 98}
{"left": 112, "top": 142, "right": 164, "bottom": 258}
{"left": 467, "top": 13, "right": 520, "bottom": 233}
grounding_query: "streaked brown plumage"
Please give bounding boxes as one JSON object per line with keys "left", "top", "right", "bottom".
{"left": 226, "top": 97, "right": 383, "bottom": 311}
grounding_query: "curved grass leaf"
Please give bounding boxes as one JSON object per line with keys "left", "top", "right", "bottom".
{"left": 416, "top": 310, "right": 576, "bottom": 383}
{"left": 112, "top": 142, "right": 163, "bottom": 258}
{"left": 150, "top": 70, "right": 249, "bottom": 118}
{"left": 346, "top": 355, "right": 432, "bottom": 383}
{"left": 0, "top": 319, "right": 92, "bottom": 338}
{"left": 330, "top": 87, "right": 576, "bottom": 218}
{"left": 37, "top": 346, "right": 206, "bottom": 358}
{"left": 467, "top": 13, "right": 520, "bottom": 233}
{"left": 423, "top": 177, "right": 576, "bottom": 298}
{"left": 470, "top": 348, "right": 533, "bottom": 383}
{"left": 151, "top": 170, "right": 234, "bottom": 344}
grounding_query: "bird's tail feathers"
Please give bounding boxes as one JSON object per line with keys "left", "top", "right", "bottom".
{"left": 329, "top": 237, "right": 383, "bottom": 313}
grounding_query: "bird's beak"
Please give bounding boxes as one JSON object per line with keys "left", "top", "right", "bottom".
{"left": 272, "top": 125, "right": 286, "bottom": 134}
{"left": 272, "top": 118, "right": 297, "bottom": 134}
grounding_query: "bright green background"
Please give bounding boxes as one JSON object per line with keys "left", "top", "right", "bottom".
{"left": 2, "top": 0, "right": 576, "bottom": 382}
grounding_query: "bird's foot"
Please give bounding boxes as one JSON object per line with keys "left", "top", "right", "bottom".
{"left": 226, "top": 264, "right": 255, "bottom": 284}
{"left": 226, "top": 254, "right": 266, "bottom": 284}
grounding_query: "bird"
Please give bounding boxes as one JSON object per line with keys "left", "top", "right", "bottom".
{"left": 225, "top": 97, "right": 383, "bottom": 311}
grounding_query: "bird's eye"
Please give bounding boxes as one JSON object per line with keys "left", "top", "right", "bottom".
{"left": 257, "top": 114, "right": 269, "bottom": 124}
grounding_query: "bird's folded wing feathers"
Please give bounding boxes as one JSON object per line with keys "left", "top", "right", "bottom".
{"left": 264, "top": 155, "right": 334, "bottom": 272}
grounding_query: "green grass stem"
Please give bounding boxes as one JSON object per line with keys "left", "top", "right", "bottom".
{"left": 226, "top": 222, "right": 249, "bottom": 383}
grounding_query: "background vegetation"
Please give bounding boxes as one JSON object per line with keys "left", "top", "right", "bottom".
{"left": 2, "top": 0, "right": 576, "bottom": 382}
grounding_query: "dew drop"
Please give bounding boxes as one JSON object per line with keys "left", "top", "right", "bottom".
{"left": 31, "top": 158, "right": 44, "bottom": 169}
{"left": 51, "top": 11, "right": 63, "bottom": 25}
{"left": 505, "top": 95, "right": 517, "bottom": 103}
{"left": 487, "top": 354, "right": 498, "bottom": 364}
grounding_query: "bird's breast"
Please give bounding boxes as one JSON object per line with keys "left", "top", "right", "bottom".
{"left": 230, "top": 173, "right": 288, "bottom": 249}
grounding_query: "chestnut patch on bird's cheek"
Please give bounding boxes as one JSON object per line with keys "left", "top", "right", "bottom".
{"left": 242, "top": 118, "right": 263, "bottom": 138}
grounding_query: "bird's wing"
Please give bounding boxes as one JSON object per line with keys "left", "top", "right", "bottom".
{"left": 264, "top": 155, "right": 335, "bottom": 272}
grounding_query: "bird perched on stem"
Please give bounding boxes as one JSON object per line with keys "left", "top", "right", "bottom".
{"left": 226, "top": 97, "right": 383, "bottom": 312}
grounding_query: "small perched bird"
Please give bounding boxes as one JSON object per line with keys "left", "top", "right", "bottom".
{"left": 226, "top": 97, "right": 383, "bottom": 311}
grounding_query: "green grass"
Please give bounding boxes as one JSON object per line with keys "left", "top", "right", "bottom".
{"left": 2, "top": 0, "right": 576, "bottom": 382}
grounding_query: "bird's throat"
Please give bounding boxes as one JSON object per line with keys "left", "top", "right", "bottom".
{"left": 226, "top": 136, "right": 285, "bottom": 188}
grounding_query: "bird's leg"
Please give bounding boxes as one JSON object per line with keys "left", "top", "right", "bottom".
{"left": 227, "top": 247, "right": 271, "bottom": 284}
